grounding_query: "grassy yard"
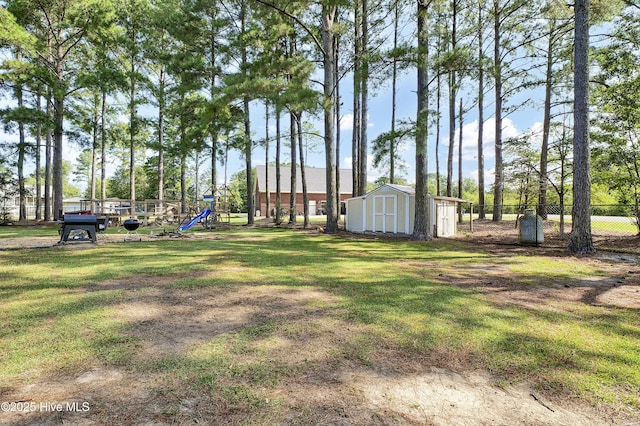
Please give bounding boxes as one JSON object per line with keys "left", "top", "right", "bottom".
{"left": 0, "top": 223, "right": 61, "bottom": 238}
{"left": 0, "top": 226, "right": 638, "bottom": 423}
{"left": 462, "top": 214, "right": 640, "bottom": 235}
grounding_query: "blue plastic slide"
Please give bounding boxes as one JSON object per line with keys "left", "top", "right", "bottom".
{"left": 178, "top": 208, "right": 212, "bottom": 232}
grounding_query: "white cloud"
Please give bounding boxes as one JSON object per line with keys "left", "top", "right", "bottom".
{"left": 439, "top": 117, "right": 521, "bottom": 164}
{"left": 528, "top": 121, "right": 544, "bottom": 136}
{"left": 340, "top": 114, "right": 354, "bottom": 131}
{"left": 339, "top": 113, "right": 374, "bottom": 132}
{"left": 343, "top": 154, "right": 388, "bottom": 182}
{"left": 467, "top": 167, "right": 495, "bottom": 186}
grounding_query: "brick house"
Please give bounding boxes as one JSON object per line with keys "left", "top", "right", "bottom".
{"left": 254, "top": 165, "right": 353, "bottom": 216}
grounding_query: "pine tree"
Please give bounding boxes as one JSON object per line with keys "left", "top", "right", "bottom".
{"left": 568, "top": 0, "right": 595, "bottom": 253}
{"left": 412, "top": 0, "right": 432, "bottom": 241}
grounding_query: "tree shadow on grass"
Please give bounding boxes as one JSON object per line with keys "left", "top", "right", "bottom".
{"left": 1, "top": 228, "right": 639, "bottom": 424}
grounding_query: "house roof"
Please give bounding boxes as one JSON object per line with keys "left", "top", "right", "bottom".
{"left": 346, "top": 184, "right": 468, "bottom": 203}
{"left": 255, "top": 165, "right": 353, "bottom": 194}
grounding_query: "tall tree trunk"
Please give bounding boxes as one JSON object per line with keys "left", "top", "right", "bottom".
{"left": 265, "top": 102, "right": 270, "bottom": 219}
{"left": 100, "top": 91, "right": 107, "bottom": 202}
{"left": 288, "top": 35, "right": 297, "bottom": 224}
{"left": 412, "top": 0, "right": 432, "bottom": 241}
{"left": 322, "top": 6, "right": 339, "bottom": 233}
{"left": 458, "top": 97, "right": 463, "bottom": 223}
{"left": 568, "top": 0, "right": 594, "bottom": 253}
{"left": 447, "top": 71, "right": 455, "bottom": 198}
{"left": 275, "top": 106, "right": 282, "bottom": 225}
{"left": 129, "top": 55, "right": 137, "bottom": 212}
{"left": 224, "top": 132, "right": 230, "bottom": 186}
{"left": 351, "top": 106, "right": 360, "bottom": 196}
{"left": 358, "top": 0, "right": 369, "bottom": 196}
{"left": 447, "top": 0, "right": 458, "bottom": 198}
{"left": 538, "top": 23, "right": 555, "bottom": 220}
{"left": 335, "top": 36, "right": 341, "bottom": 217}
{"left": 559, "top": 124, "right": 569, "bottom": 238}
{"left": 91, "top": 93, "right": 98, "bottom": 211}
{"left": 158, "top": 65, "right": 166, "bottom": 203}
{"left": 180, "top": 153, "right": 187, "bottom": 213}
{"left": 436, "top": 75, "right": 441, "bottom": 196}
{"left": 195, "top": 152, "right": 200, "bottom": 204}
{"left": 390, "top": 0, "right": 400, "bottom": 184}
{"left": 209, "top": 14, "right": 219, "bottom": 193}
{"left": 179, "top": 108, "right": 188, "bottom": 214}
{"left": 244, "top": 97, "right": 254, "bottom": 224}
{"left": 18, "top": 142, "right": 26, "bottom": 220}
{"left": 477, "top": 0, "right": 486, "bottom": 219}
{"left": 492, "top": 0, "right": 504, "bottom": 222}
{"left": 210, "top": 130, "right": 217, "bottom": 194}
{"left": 352, "top": 4, "right": 361, "bottom": 198}
{"left": 210, "top": 132, "right": 217, "bottom": 194}
{"left": 297, "top": 113, "right": 309, "bottom": 228}
{"left": 45, "top": 89, "right": 52, "bottom": 222}
{"left": 35, "top": 94, "right": 42, "bottom": 220}
{"left": 289, "top": 111, "right": 297, "bottom": 223}
{"left": 53, "top": 94, "right": 64, "bottom": 221}
{"left": 16, "top": 82, "right": 26, "bottom": 221}
{"left": 241, "top": 1, "right": 254, "bottom": 225}
{"left": 52, "top": 38, "right": 65, "bottom": 221}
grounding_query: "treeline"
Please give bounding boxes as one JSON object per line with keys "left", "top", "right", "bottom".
{"left": 0, "top": 1, "right": 638, "bottom": 250}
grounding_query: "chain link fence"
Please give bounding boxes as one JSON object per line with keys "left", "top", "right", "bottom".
{"left": 460, "top": 204, "right": 640, "bottom": 238}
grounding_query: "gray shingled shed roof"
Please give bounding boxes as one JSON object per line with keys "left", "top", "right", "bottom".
{"left": 385, "top": 184, "right": 416, "bottom": 195}
{"left": 255, "top": 165, "right": 353, "bottom": 194}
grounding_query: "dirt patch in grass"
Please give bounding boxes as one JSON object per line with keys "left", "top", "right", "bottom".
{"left": 1, "top": 229, "right": 639, "bottom": 425}
{"left": 0, "top": 228, "right": 200, "bottom": 251}
{"left": 2, "top": 276, "right": 636, "bottom": 424}
{"left": 449, "top": 230, "right": 640, "bottom": 311}
{"left": 433, "top": 256, "right": 640, "bottom": 311}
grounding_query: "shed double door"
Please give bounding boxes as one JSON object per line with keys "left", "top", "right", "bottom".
{"left": 436, "top": 201, "right": 455, "bottom": 236}
{"left": 373, "top": 195, "right": 397, "bottom": 233}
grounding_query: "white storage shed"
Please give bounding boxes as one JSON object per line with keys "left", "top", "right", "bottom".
{"left": 344, "top": 184, "right": 465, "bottom": 237}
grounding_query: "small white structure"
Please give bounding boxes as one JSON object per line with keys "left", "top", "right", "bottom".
{"left": 345, "top": 184, "right": 465, "bottom": 237}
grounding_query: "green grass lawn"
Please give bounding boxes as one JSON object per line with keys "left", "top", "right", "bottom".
{"left": 0, "top": 223, "right": 61, "bottom": 238}
{"left": 462, "top": 214, "right": 640, "bottom": 235}
{"left": 0, "top": 226, "right": 638, "bottom": 421}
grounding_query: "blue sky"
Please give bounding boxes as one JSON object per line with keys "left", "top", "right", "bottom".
{"left": 0, "top": 0, "right": 563, "bottom": 197}
{"left": 2, "top": 51, "right": 544, "bottom": 196}
{"left": 241, "top": 67, "right": 536, "bottom": 191}
{"left": 4, "top": 4, "right": 615, "bottom": 198}
{"left": 2, "top": 67, "right": 540, "bottom": 196}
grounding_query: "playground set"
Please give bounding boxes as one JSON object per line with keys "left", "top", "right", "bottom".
{"left": 177, "top": 186, "right": 231, "bottom": 232}
{"left": 57, "top": 186, "right": 231, "bottom": 244}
